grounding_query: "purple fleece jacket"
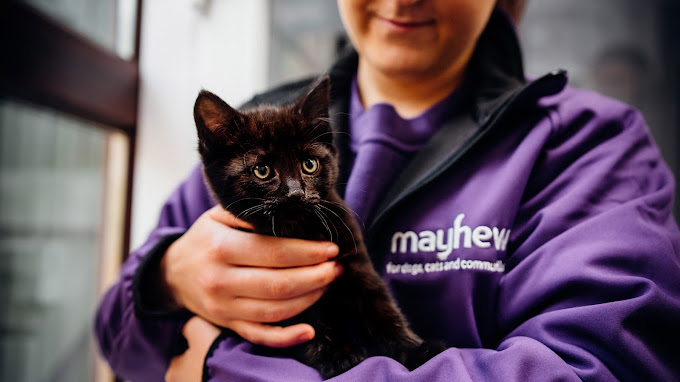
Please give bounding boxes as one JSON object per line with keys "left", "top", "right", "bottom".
{"left": 95, "top": 11, "right": 680, "bottom": 382}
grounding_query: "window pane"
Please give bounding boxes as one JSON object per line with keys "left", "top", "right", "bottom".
{"left": 269, "top": 0, "right": 346, "bottom": 86}
{"left": 0, "top": 100, "right": 109, "bottom": 381}
{"left": 16, "top": 0, "right": 138, "bottom": 58}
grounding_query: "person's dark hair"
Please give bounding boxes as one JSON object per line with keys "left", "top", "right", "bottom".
{"left": 497, "top": 0, "right": 527, "bottom": 24}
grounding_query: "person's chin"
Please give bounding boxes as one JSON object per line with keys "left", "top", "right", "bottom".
{"left": 370, "top": 56, "right": 436, "bottom": 79}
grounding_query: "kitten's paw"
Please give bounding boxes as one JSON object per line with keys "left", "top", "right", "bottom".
{"left": 313, "top": 346, "right": 368, "bottom": 380}
{"left": 402, "top": 340, "right": 448, "bottom": 371}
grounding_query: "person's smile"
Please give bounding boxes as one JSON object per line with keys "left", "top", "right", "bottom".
{"left": 374, "top": 14, "right": 436, "bottom": 33}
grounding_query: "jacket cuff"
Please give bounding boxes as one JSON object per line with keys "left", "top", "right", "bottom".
{"left": 202, "top": 331, "right": 231, "bottom": 382}
{"left": 132, "top": 232, "right": 192, "bottom": 320}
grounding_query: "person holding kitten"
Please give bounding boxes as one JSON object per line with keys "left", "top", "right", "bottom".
{"left": 96, "top": 0, "right": 680, "bottom": 381}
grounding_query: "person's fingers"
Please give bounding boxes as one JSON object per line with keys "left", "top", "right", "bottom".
{"left": 182, "top": 315, "right": 221, "bottom": 343}
{"left": 224, "top": 261, "right": 343, "bottom": 299}
{"left": 165, "top": 356, "right": 184, "bottom": 382}
{"left": 166, "top": 317, "right": 221, "bottom": 382}
{"left": 227, "top": 320, "right": 316, "bottom": 348}
{"left": 206, "top": 205, "right": 254, "bottom": 230}
{"left": 224, "top": 287, "right": 326, "bottom": 324}
{"left": 163, "top": 205, "right": 343, "bottom": 333}
{"left": 212, "top": 227, "right": 340, "bottom": 268}
{"left": 185, "top": 261, "right": 341, "bottom": 325}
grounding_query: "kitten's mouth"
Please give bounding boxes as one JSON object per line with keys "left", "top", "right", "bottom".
{"left": 266, "top": 202, "right": 315, "bottom": 217}
{"left": 261, "top": 204, "right": 320, "bottom": 237}
{"left": 265, "top": 196, "right": 319, "bottom": 208}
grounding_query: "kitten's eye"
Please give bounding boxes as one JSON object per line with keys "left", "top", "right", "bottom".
{"left": 252, "top": 164, "right": 271, "bottom": 180}
{"left": 301, "top": 158, "right": 319, "bottom": 174}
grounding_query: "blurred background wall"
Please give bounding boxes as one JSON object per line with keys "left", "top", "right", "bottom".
{"left": 1, "top": 1, "right": 678, "bottom": 381}
{"left": 130, "top": 0, "right": 269, "bottom": 250}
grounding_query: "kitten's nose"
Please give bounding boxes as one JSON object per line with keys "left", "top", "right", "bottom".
{"left": 286, "top": 179, "right": 304, "bottom": 199}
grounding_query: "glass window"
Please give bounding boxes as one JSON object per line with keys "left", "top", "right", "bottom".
{"left": 1, "top": 1, "right": 138, "bottom": 380}
{"left": 268, "top": 0, "right": 346, "bottom": 86}
{"left": 17, "top": 0, "right": 117, "bottom": 51}
{"left": 0, "top": 100, "right": 116, "bottom": 381}
{"left": 15, "top": 0, "right": 139, "bottom": 60}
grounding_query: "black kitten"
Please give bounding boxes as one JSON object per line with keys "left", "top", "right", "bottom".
{"left": 193, "top": 76, "right": 443, "bottom": 379}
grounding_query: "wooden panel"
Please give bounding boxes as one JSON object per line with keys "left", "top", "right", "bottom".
{"left": 0, "top": 1, "right": 138, "bottom": 132}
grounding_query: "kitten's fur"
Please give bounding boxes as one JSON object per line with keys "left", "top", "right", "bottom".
{"left": 193, "top": 76, "right": 442, "bottom": 379}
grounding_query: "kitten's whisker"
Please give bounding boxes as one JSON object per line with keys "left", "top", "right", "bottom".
{"left": 321, "top": 208, "right": 340, "bottom": 242}
{"left": 317, "top": 207, "right": 339, "bottom": 243}
{"left": 315, "top": 117, "right": 333, "bottom": 124}
{"left": 314, "top": 207, "right": 334, "bottom": 243}
{"left": 236, "top": 208, "right": 255, "bottom": 220}
{"left": 236, "top": 203, "right": 265, "bottom": 215}
{"left": 225, "top": 197, "right": 267, "bottom": 211}
{"left": 321, "top": 200, "right": 365, "bottom": 229}
{"left": 238, "top": 204, "right": 263, "bottom": 214}
{"left": 318, "top": 204, "right": 358, "bottom": 255}
{"left": 309, "top": 120, "right": 328, "bottom": 135}
{"left": 310, "top": 131, "right": 338, "bottom": 143}
{"left": 271, "top": 215, "right": 278, "bottom": 237}
{"left": 309, "top": 129, "right": 351, "bottom": 143}
{"left": 238, "top": 205, "right": 265, "bottom": 219}
{"left": 329, "top": 111, "right": 351, "bottom": 119}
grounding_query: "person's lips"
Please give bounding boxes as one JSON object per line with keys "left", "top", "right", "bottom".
{"left": 377, "top": 15, "right": 435, "bottom": 31}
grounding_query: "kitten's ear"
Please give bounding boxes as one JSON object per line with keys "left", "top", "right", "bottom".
{"left": 194, "top": 90, "right": 243, "bottom": 155}
{"left": 296, "top": 75, "right": 331, "bottom": 123}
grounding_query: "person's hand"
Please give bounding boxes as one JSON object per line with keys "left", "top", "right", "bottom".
{"left": 160, "top": 205, "right": 342, "bottom": 348}
{"left": 165, "top": 316, "right": 220, "bottom": 382}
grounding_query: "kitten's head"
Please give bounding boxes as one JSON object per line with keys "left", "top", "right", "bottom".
{"left": 193, "top": 76, "right": 338, "bottom": 234}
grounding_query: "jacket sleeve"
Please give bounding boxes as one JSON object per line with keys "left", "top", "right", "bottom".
{"left": 95, "top": 164, "right": 215, "bottom": 382}
{"left": 201, "top": 98, "right": 680, "bottom": 381}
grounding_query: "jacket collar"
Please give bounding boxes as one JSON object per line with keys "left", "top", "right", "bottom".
{"left": 327, "top": 49, "right": 357, "bottom": 198}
